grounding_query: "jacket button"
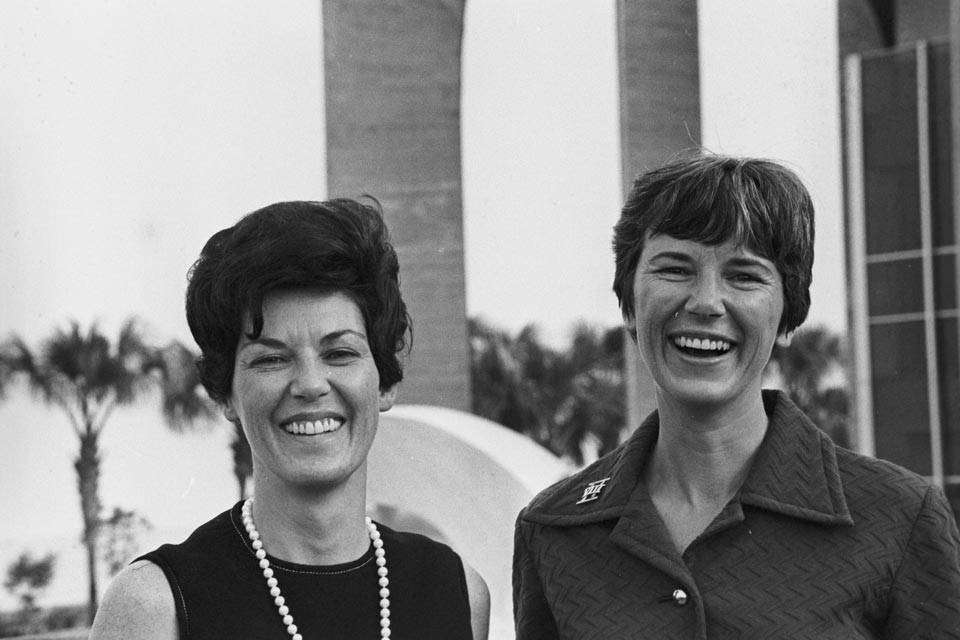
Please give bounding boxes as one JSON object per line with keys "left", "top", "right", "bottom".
{"left": 672, "top": 589, "right": 688, "bottom": 606}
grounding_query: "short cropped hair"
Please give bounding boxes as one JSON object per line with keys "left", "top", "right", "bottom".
{"left": 612, "top": 154, "right": 815, "bottom": 334}
{"left": 186, "top": 199, "right": 411, "bottom": 404}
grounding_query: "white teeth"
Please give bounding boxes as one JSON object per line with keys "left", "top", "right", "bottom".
{"left": 282, "top": 418, "right": 343, "bottom": 435}
{"left": 673, "top": 336, "right": 732, "bottom": 353}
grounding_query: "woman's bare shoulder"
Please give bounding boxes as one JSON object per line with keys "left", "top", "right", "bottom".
{"left": 88, "top": 559, "right": 178, "bottom": 640}
{"left": 462, "top": 559, "right": 490, "bottom": 640}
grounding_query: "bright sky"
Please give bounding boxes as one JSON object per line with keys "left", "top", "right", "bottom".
{"left": 0, "top": 0, "right": 842, "bottom": 611}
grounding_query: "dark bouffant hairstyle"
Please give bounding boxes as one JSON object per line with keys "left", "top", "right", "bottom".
{"left": 185, "top": 199, "right": 411, "bottom": 404}
{"left": 612, "top": 154, "right": 815, "bottom": 334}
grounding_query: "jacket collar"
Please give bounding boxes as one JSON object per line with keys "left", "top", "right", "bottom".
{"left": 521, "top": 390, "right": 853, "bottom": 528}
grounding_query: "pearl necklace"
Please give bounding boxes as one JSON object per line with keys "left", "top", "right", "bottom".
{"left": 241, "top": 498, "right": 391, "bottom": 639}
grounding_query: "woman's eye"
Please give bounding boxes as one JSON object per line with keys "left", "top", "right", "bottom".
{"left": 659, "top": 266, "right": 688, "bottom": 276}
{"left": 731, "top": 272, "right": 760, "bottom": 283}
{"left": 251, "top": 355, "right": 286, "bottom": 367}
{"left": 325, "top": 349, "right": 359, "bottom": 363}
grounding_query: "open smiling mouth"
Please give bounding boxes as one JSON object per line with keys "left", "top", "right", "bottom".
{"left": 672, "top": 336, "right": 733, "bottom": 357}
{"left": 282, "top": 418, "right": 344, "bottom": 435}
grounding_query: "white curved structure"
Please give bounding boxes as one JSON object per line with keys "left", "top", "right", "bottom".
{"left": 367, "top": 405, "right": 568, "bottom": 640}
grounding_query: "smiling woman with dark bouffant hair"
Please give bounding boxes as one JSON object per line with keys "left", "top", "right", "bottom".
{"left": 513, "top": 154, "right": 960, "bottom": 639}
{"left": 90, "top": 199, "right": 489, "bottom": 640}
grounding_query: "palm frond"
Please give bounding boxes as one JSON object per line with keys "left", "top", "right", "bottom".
{"left": 155, "top": 341, "right": 216, "bottom": 431}
{"left": 0, "top": 335, "right": 55, "bottom": 402}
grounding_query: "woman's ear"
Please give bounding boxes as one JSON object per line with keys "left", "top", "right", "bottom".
{"left": 776, "top": 332, "right": 794, "bottom": 348}
{"left": 223, "top": 400, "right": 238, "bottom": 423}
{"left": 379, "top": 384, "right": 399, "bottom": 412}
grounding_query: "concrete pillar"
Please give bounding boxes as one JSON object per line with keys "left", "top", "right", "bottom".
{"left": 616, "top": 0, "right": 701, "bottom": 430}
{"left": 322, "top": 0, "right": 471, "bottom": 410}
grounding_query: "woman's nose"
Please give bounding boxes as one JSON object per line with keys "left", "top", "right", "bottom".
{"left": 290, "top": 360, "right": 331, "bottom": 400}
{"left": 684, "top": 275, "right": 725, "bottom": 317}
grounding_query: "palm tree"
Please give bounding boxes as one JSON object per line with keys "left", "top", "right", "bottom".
{"left": 468, "top": 318, "right": 625, "bottom": 465}
{"left": 768, "top": 325, "right": 850, "bottom": 447}
{"left": 468, "top": 319, "right": 550, "bottom": 445}
{"left": 0, "top": 319, "right": 157, "bottom": 624}
{"left": 156, "top": 341, "right": 252, "bottom": 500}
{"left": 153, "top": 340, "right": 251, "bottom": 500}
{"left": 546, "top": 323, "right": 624, "bottom": 464}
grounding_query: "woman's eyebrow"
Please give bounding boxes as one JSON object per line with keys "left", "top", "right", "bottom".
{"left": 317, "top": 329, "right": 368, "bottom": 344}
{"left": 237, "top": 329, "right": 368, "bottom": 353}
{"left": 725, "top": 256, "right": 775, "bottom": 272}
{"left": 647, "top": 251, "right": 692, "bottom": 262}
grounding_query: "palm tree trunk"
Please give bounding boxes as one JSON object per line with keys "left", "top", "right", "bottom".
{"left": 75, "top": 431, "right": 102, "bottom": 626}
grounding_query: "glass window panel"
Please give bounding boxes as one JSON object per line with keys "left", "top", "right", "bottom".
{"left": 871, "top": 321, "right": 931, "bottom": 474}
{"left": 939, "top": 318, "right": 960, "bottom": 476}
{"left": 935, "top": 254, "right": 957, "bottom": 311}
{"left": 862, "top": 51, "right": 921, "bottom": 253}
{"left": 867, "top": 258, "right": 924, "bottom": 316}
{"left": 928, "top": 43, "right": 954, "bottom": 247}
{"left": 945, "top": 483, "right": 960, "bottom": 523}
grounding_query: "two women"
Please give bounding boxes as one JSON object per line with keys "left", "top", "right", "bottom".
{"left": 90, "top": 154, "right": 960, "bottom": 639}
{"left": 514, "top": 155, "right": 960, "bottom": 638}
{"left": 91, "top": 200, "right": 489, "bottom": 639}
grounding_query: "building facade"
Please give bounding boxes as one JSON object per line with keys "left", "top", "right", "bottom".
{"left": 842, "top": 0, "right": 960, "bottom": 510}
{"left": 323, "top": 0, "right": 472, "bottom": 410}
{"left": 617, "top": 0, "right": 702, "bottom": 430}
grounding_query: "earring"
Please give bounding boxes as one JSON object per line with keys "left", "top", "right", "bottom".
{"left": 673, "top": 311, "right": 680, "bottom": 319}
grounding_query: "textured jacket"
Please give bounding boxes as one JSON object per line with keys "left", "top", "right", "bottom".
{"left": 513, "top": 390, "right": 960, "bottom": 639}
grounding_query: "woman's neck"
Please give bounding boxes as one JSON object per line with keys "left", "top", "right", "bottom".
{"left": 248, "top": 467, "right": 370, "bottom": 565}
{"left": 648, "top": 392, "right": 769, "bottom": 508}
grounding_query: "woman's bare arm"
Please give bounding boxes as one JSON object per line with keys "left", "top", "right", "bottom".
{"left": 88, "top": 560, "right": 178, "bottom": 640}
{"left": 463, "top": 560, "right": 491, "bottom": 640}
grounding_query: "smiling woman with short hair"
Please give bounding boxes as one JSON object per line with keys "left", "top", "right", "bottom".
{"left": 90, "top": 199, "right": 489, "bottom": 640}
{"left": 513, "top": 154, "right": 960, "bottom": 639}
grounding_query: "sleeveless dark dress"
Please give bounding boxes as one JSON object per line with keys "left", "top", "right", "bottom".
{"left": 137, "top": 501, "right": 473, "bottom": 639}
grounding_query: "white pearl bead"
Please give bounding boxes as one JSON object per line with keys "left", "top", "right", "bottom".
{"left": 243, "top": 497, "right": 390, "bottom": 639}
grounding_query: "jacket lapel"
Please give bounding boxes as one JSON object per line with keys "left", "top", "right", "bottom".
{"left": 739, "top": 390, "right": 853, "bottom": 526}
{"left": 520, "top": 391, "right": 853, "bottom": 584}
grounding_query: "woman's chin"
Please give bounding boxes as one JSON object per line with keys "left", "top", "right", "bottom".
{"left": 259, "top": 455, "right": 367, "bottom": 494}
{"left": 657, "top": 377, "right": 752, "bottom": 412}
